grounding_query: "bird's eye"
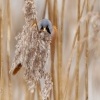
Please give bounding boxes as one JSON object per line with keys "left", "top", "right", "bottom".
{"left": 40, "top": 26, "right": 43, "bottom": 30}
{"left": 46, "top": 26, "right": 51, "bottom": 34}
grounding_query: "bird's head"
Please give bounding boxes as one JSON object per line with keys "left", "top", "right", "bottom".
{"left": 38, "top": 19, "right": 52, "bottom": 34}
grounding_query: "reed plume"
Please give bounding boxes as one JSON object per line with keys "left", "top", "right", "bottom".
{"left": 10, "top": 0, "right": 52, "bottom": 99}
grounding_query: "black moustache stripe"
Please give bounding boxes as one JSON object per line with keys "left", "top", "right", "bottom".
{"left": 46, "top": 27, "right": 51, "bottom": 34}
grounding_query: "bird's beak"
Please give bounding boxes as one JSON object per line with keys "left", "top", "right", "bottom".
{"left": 33, "top": 23, "right": 36, "bottom": 27}
{"left": 43, "top": 27, "right": 46, "bottom": 32}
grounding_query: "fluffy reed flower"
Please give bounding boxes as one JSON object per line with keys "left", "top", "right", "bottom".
{"left": 80, "top": 12, "right": 100, "bottom": 59}
{"left": 89, "top": 12, "right": 100, "bottom": 59}
{"left": 10, "top": 0, "right": 53, "bottom": 99}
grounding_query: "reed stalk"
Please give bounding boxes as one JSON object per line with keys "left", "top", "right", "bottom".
{"left": 6, "top": 0, "right": 12, "bottom": 99}
{"left": 47, "top": 0, "right": 57, "bottom": 100}
{"left": 53, "top": 0, "right": 60, "bottom": 100}
{"left": 23, "top": 81, "right": 30, "bottom": 100}
{"left": 53, "top": 0, "right": 58, "bottom": 26}
{"left": 90, "top": 0, "right": 96, "bottom": 11}
{"left": 1, "top": 0, "right": 8, "bottom": 99}
{"left": 37, "top": 82, "right": 42, "bottom": 100}
{"left": 63, "top": 0, "right": 86, "bottom": 99}
{"left": 42, "top": 0, "right": 47, "bottom": 19}
{"left": 0, "top": 5, "right": 2, "bottom": 100}
{"left": 47, "top": 0, "right": 53, "bottom": 22}
{"left": 50, "top": 26, "right": 57, "bottom": 100}
{"left": 63, "top": 0, "right": 97, "bottom": 99}
{"left": 57, "top": 0, "right": 66, "bottom": 99}
{"left": 0, "top": 9, "right": 1, "bottom": 84}
{"left": 75, "top": 0, "right": 81, "bottom": 100}
{"left": 84, "top": 0, "right": 89, "bottom": 100}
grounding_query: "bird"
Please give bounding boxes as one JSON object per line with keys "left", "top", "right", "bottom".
{"left": 38, "top": 19, "right": 53, "bottom": 34}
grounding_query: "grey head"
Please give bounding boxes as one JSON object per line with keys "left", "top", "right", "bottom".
{"left": 38, "top": 19, "right": 53, "bottom": 34}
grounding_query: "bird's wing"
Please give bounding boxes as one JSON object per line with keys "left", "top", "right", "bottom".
{"left": 12, "top": 63, "right": 22, "bottom": 75}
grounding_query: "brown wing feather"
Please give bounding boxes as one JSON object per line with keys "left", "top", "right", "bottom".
{"left": 13, "top": 63, "right": 22, "bottom": 75}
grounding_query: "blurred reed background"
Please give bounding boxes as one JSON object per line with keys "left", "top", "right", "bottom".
{"left": 0, "top": 0, "right": 100, "bottom": 100}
